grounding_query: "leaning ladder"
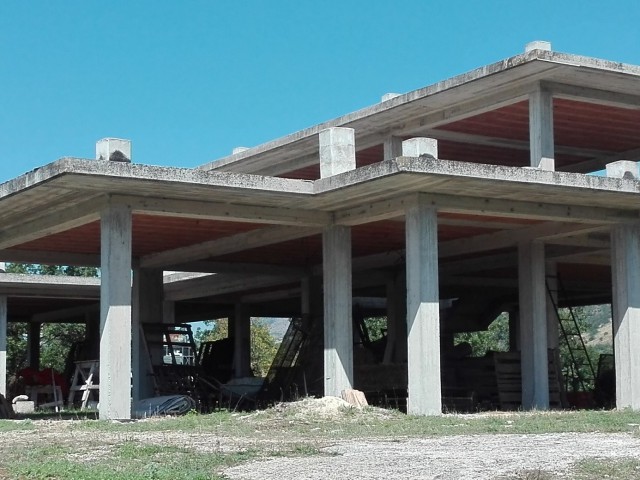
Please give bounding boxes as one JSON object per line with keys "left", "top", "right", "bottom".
{"left": 546, "top": 275, "right": 596, "bottom": 392}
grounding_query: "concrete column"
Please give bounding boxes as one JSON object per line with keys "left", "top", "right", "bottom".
{"left": 0, "top": 295, "right": 6, "bottom": 397}
{"left": 319, "top": 127, "right": 355, "bottom": 177}
{"left": 546, "top": 262, "right": 559, "bottom": 350}
{"left": 529, "top": 88, "right": 555, "bottom": 170}
{"left": 322, "top": 225, "right": 353, "bottom": 396}
{"left": 233, "top": 304, "right": 251, "bottom": 378}
{"left": 611, "top": 224, "right": 640, "bottom": 410}
{"left": 132, "top": 268, "right": 163, "bottom": 402}
{"left": 100, "top": 203, "right": 133, "bottom": 420}
{"left": 405, "top": 200, "right": 441, "bottom": 415}
{"left": 518, "top": 240, "right": 549, "bottom": 410}
{"left": 27, "top": 322, "right": 41, "bottom": 369}
{"left": 383, "top": 136, "right": 403, "bottom": 161}
{"left": 402, "top": 138, "right": 438, "bottom": 158}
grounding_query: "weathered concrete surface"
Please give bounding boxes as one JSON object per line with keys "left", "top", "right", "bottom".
{"left": 319, "top": 127, "right": 355, "bottom": 178}
{"left": 100, "top": 204, "right": 133, "bottom": 420}
{"left": 519, "top": 240, "right": 549, "bottom": 410}
{"left": 405, "top": 201, "right": 441, "bottom": 415}
{"left": 611, "top": 224, "right": 640, "bottom": 410}
{"left": 402, "top": 137, "right": 438, "bottom": 158}
{"left": 323, "top": 225, "right": 353, "bottom": 397}
{"left": 96, "top": 138, "right": 131, "bottom": 163}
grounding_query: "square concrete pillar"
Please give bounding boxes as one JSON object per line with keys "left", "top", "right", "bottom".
{"left": 529, "top": 88, "right": 555, "bottom": 170}
{"left": 322, "top": 225, "right": 353, "bottom": 396}
{"left": 233, "top": 304, "right": 252, "bottom": 378}
{"left": 611, "top": 224, "right": 640, "bottom": 410}
{"left": 405, "top": 200, "right": 441, "bottom": 415}
{"left": 132, "top": 268, "right": 164, "bottom": 402}
{"left": 402, "top": 138, "right": 438, "bottom": 158}
{"left": 0, "top": 295, "right": 6, "bottom": 397}
{"left": 546, "top": 262, "right": 559, "bottom": 350}
{"left": 518, "top": 240, "right": 549, "bottom": 410}
{"left": 383, "top": 136, "right": 403, "bottom": 161}
{"left": 100, "top": 204, "right": 133, "bottom": 420}
{"left": 27, "top": 322, "right": 41, "bottom": 370}
{"left": 319, "top": 127, "right": 356, "bottom": 178}
{"left": 96, "top": 138, "right": 131, "bottom": 163}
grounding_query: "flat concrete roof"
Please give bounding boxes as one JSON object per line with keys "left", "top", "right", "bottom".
{"left": 199, "top": 48, "right": 640, "bottom": 176}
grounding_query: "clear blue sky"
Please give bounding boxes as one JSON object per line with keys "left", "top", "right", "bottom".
{"left": 2, "top": 1, "right": 639, "bottom": 183}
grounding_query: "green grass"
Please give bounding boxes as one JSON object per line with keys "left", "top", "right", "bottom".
{"left": 1, "top": 408, "right": 640, "bottom": 479}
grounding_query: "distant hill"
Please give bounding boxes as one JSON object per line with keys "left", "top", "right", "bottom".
{"left": 261, "top": 317, "right": 291, "bottom": 342}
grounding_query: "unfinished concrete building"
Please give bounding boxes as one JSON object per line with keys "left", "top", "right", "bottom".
{"left": 1, "top": 42, "right": 639, "bottom": 419}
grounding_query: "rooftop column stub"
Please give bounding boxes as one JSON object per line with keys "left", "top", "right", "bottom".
{"left": 319, "top": 127, "right": 355, "bottom": 178}
{"left": 402, "top": 138, "right": 438, "bottom": 158}
{"left": 525, "top": 40, "right": 552, "bottom": 52}
{"left": 96, "top": 138, "right": 132, "bottom": 163}
{"left": 606, "top": 160, "right": 639, "bottom": 179}
{"left": 529, "top": 87, "right": 555, "bottom": 170}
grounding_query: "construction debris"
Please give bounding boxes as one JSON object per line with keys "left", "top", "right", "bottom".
{"left": 341, "top": 389, "right": 368, "bottom": 408}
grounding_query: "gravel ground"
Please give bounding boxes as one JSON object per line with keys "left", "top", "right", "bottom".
{"left": 224, "top": 432, "right": 640, "bottom": 480}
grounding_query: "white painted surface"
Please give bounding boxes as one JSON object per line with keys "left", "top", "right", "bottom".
{"left": 519, "top": 240, "right": 549, "bottom": 410}
{"left": 319, "top": 127, "right": 355, "bottom": 178}
{"left": 405, "top": 201, "right": 441, "bottom": 415}
{"left": 322, "top": 225, "right": 353, "bottom": 396}
{"left": 100, "top": 204, "right": 133, "bottom": 419}
{"left": 611, "top": 224, "right": 640, "bottom": 410}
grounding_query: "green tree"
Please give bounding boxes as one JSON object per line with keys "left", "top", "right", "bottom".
{"left": 4, "top": 263, "right": 95, "bottom": 380}
{"left": 455, "top": 313, "right": 510, "bottom": 357}
{"left": 198, "top": 318, "right": 279, "bottom": 377}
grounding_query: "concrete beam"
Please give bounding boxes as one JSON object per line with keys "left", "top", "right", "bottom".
{"left": 529, "top": 87, "right": 555, "bottom": 170}
{"left": 140, "top": 225, "right": 320, "bottom": 269}
{"left": 611, "top": 224, "right": 640, "bottom": 410}
{"left": 518, "top": 240, "right": 549, "bottom": 410}
{"left": 405, "top": 200, "right": 441, "bottom": 415}
{"left": 335, "top": 191, "right": 635, "bottom": 227}
{"left": 115, "top": 195, "right": 331, "bottom": 227}
{"left": 323, "top": 225, "right": 353, "bottom": 396}
{"left": 99, "top": 204, "right": 133, "bottom": 420}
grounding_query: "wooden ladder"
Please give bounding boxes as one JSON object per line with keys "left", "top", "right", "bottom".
{"left": 67, "top": 360, "right": 99, "bottom": 410}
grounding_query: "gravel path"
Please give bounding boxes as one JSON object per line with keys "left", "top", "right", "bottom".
{"left": 224, "top": 432, "right": 640, "bottom": 480}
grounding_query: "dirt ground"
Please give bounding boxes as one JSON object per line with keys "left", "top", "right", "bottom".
{"left": 2, "top": 398, "right": 640, "bottom": 480}
{"left": 224, "top": 432, "right": 640, "bottom": 479}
